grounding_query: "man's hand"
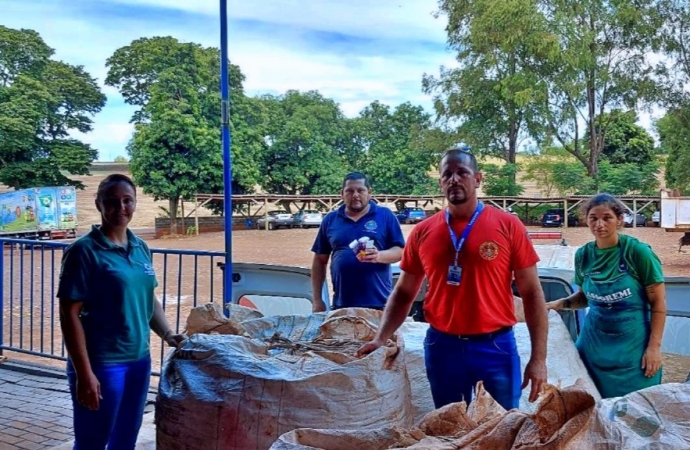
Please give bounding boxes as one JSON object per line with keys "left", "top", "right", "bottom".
{"left": 360, "top": 247, "right": 379, "bottom": 263}
{"left": 312, "top": 300, "right": 327, "bottom": 313}
{"left": 521, "top": 358, "right": 547, "bottom": 402}
{"left": 642, "top": 345, "right": 662, "bottom": 377}
{"left": 356, "top": 337, "right": 386, "bottom": 358}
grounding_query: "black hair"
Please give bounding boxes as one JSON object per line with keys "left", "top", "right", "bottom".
{"left": 342, "top": 172, "right": 370, "bottom": 189}
{"left": 96, "top": 174, "right": 137, "bottom": 202}
{"left": 580, "top": 193, "right": 626, "bottom": 218}
{"left": 440, "top": 146, "right": 478, "bottom": 172}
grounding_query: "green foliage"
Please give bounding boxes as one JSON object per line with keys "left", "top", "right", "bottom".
{"left": 107, "top": 37, "right": 264, "bottom": 228}
{"left": 0, "top": 26, "right": 105, "bottom": 189}
{"left": 535, "top": 0, "right": 665, "bottom": 178}
{"left": 258, "top": 90, "right": 350, "bottom": 195}
{"left": 426, "top": 0, "right": 554, "bottom": 165}
{"left": 657, "top": 109, "right": 690, "bottom": 194}
{"left": 521, "top": 147, "right": 586, "bottom": 196}
{"left": 356, "top": 102, "right": 439, "bottom": 195}
{"left": 588, "top": 110, "right": 656, "bottom": 165}
{"left": 479, "top": 163, "right": 525, "bottom": 196}
{"left": 523, "top": 143, "right": 659, "bottom": 196}
{"left": 114, "top": 155, "right": 128, "bottom": 163}
{"left": 594, "top": 160, "right": 660, "bottom": 195}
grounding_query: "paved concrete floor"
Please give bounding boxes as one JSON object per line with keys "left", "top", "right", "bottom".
{"left": 0, "top": 361, "right": 155, "bottom": 450}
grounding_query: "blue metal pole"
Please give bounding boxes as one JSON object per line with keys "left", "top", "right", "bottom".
{"left": 220, "top": 0, "right": 233, "bottom": 313}
{"left": 0, "top": 242, "right": 4, "bottom": 355}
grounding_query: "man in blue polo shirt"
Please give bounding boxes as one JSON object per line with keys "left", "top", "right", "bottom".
{"left": 311, "top": 172, "right": 405, "bottom": 311}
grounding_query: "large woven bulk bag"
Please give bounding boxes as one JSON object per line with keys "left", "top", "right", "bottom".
{"left": 270, "top": 380, "right": 598, "bottom": 449}
{"left": 156, "top": 313, "right": 413, "bottom": 450}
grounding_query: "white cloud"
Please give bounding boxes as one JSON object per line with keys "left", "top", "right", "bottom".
{"left": 3, "top": 0, "right": 677, "bottom": 163}
{"left": 3, "top": 0, "right": 454, "bottom": 160}
{"left": 109, "top": 0, "right": 448, "bottom": 42}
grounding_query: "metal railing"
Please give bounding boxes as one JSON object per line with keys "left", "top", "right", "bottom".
{"left": 0, "top": 238, "right": 225, "bottom": 375}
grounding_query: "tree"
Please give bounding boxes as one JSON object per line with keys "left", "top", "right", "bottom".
{"left": 587, "top": 110, "right": 655, "bottom": 165}
{"left": 536, "top": 0, "right": 665, "bottom": 179}
{"left": 423, "top": 0, "right": 555, "bottom": 167}
{"left": 596, "top": 160, "right": 660, "bottom": 195}
{"left": 522, "top": 148, "right": 586, "bottom": 196}
{"left": 657, "top": 110, "right": 690, "bottom": 193}
{"left": 355, "top": 102, "right": 440, "bottom": 195}
{"left": 0, "top": 26, "right": 105, "bottom": 189}
{"left": 127, "top": 67, "right": 221, "bottom": 230}
{"left": 480, "top": 163, "right": 525, "bottom": 196}
{"left": 258, "top": 91, "right": 350, "bottom": 195}
{"left": 655, "top": 0, "right": 690, "bottom": 193}
{"left": 114, "top": 155, "right": 128, "bottom": 163}
{"left": 106, "top": 37, "right": 264, "bottom": 230}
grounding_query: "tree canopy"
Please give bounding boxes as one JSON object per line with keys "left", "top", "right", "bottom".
{"left": 0, "top": 26, "right": 105, "bottom": 189}
{"left": 106, "top": 37, "right": 265, "bottom": 229}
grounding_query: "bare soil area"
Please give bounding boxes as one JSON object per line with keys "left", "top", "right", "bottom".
{"left": 150, "top": 224, "right": 690, "bottom": 276}
{"left": 146, "top": 224, "right": 690, "bottom": 383}
{"left": 3, "top": 220, "right": 689, "bottom": 384}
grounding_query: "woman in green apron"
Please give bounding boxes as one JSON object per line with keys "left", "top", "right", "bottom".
{"left": 547, "top": 193, "right": 666, "bottom": 398}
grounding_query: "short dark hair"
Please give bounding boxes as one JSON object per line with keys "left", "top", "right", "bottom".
{"left": 96, "top": 173, "right": 136, "bottom": 202}
{"left": 580, "top": 193, "right": 626, "bottom": 218}
{"left": 342, "top": 172, "right": 370, "bottom": 189}
{"left": 440, "top": 145, "right": 478, "bottom": 172}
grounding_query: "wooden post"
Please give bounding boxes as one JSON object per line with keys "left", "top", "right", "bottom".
{"left": 180, "top": 200, "right": 186, "bottom": 233}
{"left": 633, "top": 199, "right": 637, "bottom": 229}
{"left": 264, "top": 198, "right": 269, "bottom": 231}
{"left": 194, "top": 195, "right": 199, "bottom": 236}
{"left": 564, "top": 199, "right": 568, "bottom": 229}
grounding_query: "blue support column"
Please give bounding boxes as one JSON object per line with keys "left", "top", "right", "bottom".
{"left": 0, "top": 244, "right": 4, "bottom": 355}
{"left": 220, "top": 0, "right": 233, "bottom": 313}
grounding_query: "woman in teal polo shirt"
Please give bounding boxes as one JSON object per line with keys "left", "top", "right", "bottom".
{"left": 58, "top": 174, "right": 183, "bottom": 449}
{"left": 548, "top": 193, "right": 667, "bottom": 398}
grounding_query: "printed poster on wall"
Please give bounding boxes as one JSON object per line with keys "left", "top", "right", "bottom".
{"left": 35, "top": 187, "right": 58, "bottom": 230}
{"left": 0, "top": 189, "right": 37, "bottom": 233}
{"left": 57, "top": 187, "right": 77, "bottom": 229}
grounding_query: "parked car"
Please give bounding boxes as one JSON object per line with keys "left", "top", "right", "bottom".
{"left": 540, "top": 209, "right": 579, "bottom": 227}
{"left": 623, "top": 212, "right": 646, "bottom": 227}
{"left": 293, "top": 210, "right": 323, "bottom": 228}
{"left": 256, "top": 211, "right": 295, "bottom": 230}
{"left": 652, "top": 211, "right": 660, "bottom": 226}
{"left": 396, "top": 207, "right": 427, "bottom": 224}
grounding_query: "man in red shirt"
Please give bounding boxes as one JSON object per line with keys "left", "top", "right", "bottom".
{"left": 358, "top": 146, "right": 548, "bottom": 410}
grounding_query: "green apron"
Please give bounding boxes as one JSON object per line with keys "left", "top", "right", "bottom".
{"left": 576, "top": 245, "right": 662, "bottom": 398}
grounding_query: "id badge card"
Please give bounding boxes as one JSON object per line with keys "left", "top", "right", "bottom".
{"left": 447, "top": 265, "right": 462, "bottom": 286}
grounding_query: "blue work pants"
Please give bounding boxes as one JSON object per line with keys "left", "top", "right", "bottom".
{"left": 67, "top": 355, "right": 151, "bottom": 450}
{"left": 424, "top": 326, "right": 521, "bottom": 410}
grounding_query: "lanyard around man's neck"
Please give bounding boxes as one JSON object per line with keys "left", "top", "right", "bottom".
{"left": 445, "top": 202, "right": 484, "bottom": 267}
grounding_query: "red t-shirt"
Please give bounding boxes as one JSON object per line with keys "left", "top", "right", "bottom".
{"left": 400, "top": 206, "right": 539, "bottom": 334}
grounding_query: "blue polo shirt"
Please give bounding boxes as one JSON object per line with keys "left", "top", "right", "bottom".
{"left": 312, "top": 201, "right": 405, "bottom": 309}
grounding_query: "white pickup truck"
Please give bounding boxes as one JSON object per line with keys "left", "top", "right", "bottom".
{"left": 228, "top": 244, "right": 690, "bottom": 361}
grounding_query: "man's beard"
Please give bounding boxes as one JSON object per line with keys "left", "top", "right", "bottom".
{"left": 447, "top": 197, "right": 467, "bottom": 205}
{"left": 446, "top": 190, "right": 467, "bottom": 205}
{"left": 347, "top": 203, "right": 366, "bottom": 213}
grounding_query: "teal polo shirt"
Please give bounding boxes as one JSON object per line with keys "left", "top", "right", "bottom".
{"left": 57, "top": 225, "right": 157, "bottom": 363}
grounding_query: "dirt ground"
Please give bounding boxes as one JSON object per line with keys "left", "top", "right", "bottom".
{"left": 3, "top": 222, "right": 689, "bottom": 384}
{"left": 147, "top": 224, "right": 690, "bottom": 384}
{"left": 151, "top": 224, "right": 690, "bottom": 275}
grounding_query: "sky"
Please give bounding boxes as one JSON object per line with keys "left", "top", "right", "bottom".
{"left": 1, "top": 0, "right": 457, "bottom": 161}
